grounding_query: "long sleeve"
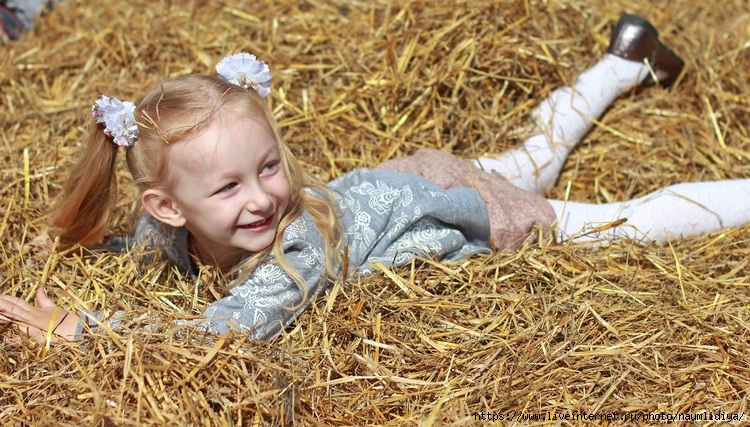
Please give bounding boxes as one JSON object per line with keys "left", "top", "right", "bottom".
{"left": 202, "top": 212, "right": 332, "bottom": 340}
{"left": 134, "top": 213, "right": 194, "bottom": 275}
{"left": 78, "top": 212, "right": 332, "bottom": 341}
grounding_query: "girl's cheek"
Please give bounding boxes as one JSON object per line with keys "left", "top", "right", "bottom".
{"left": 227, "top": 198, "right": 247, "bottom": 213}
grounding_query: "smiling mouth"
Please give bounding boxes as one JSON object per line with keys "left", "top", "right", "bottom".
{"left": 237, "top": 215, "right": 273, "bottom": 230}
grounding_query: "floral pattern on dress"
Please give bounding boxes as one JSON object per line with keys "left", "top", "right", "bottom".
{"left": 299, "top": 245, "right": 325, "bottom": 268}
{"left": 389, "top": 217, "right": 451, "bottom": 255}
{"left": 347, "top": 180, "right": 414, "bottom": 214}
{"left": 231, "top": 264, "right": 294, "bottom": 304}
{"left": 340, "top": 177, "right": 433, "bottom": 260}
{"left": 284, "top": 214, "right": 308, "bottom": 240}
{"left": 339, "top": 198, "right": 378, "bottom": 257}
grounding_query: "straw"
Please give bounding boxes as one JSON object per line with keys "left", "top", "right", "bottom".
{"left": 2, "top": 0, "right": 749, "bottom": 425}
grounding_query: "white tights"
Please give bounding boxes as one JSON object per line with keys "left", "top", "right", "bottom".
{"left": 473, "top": 54, "right": 750, "bottom": 244}
{"left": 548, "top": 181, "right": 750, "bottom": 244}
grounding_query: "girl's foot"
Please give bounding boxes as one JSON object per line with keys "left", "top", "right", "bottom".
{"left": 607, "top": 13, "right": 685, "bottom": 87}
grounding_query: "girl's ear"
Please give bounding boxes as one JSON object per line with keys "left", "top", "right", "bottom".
{"left": 142, "top": 190, "right": 187, "bottom": 228}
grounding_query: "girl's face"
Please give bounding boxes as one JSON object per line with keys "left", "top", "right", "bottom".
{"left": 165, "top": 114, "right": 291, "bottom": 268}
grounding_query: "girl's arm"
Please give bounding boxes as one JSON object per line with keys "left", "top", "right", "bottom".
{"left": 202, "top": 213, "right": 332, "bottom": 341}
{"left": 0, "top": 288, "right": 80, "bottom": 341}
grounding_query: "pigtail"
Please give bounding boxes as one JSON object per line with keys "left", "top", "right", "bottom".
{"left": 50, "top": 126, "right": 120, "bottom": 246}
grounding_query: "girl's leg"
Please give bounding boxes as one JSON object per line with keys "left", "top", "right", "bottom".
{"left": 548, "top": 180, "right": 750, "bottom": 244}
{"left": 473, "top": 54, "right": 649, "bottom": 195}
{"left": 474, "top": 13, "right": 684, "bottom": 195}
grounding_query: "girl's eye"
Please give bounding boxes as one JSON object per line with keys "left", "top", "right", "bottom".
{"left": 216, "top": 182, "right": 237, "bottom": 194}
{"left": 261, "top": 161, "right": 280, "bottom": 176}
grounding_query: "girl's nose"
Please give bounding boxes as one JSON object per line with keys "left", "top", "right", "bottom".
{"left": 244, "top": 186, "right": 273, "bottom": 213}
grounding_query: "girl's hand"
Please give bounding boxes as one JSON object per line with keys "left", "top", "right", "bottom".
{"left": 0, "top": 288, "right": 79, "bottom": 342}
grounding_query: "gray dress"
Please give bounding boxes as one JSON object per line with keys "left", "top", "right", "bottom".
{"left": 134, "top": 168, "right": 493, "bottom": 340}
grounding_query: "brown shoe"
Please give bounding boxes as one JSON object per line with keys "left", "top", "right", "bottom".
{"left": 607, "top": 13, "right": 685, "bottom": 87}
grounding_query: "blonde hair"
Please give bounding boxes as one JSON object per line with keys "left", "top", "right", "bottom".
{"left": 52, "top": 74, "right": 344, "bottom": 304}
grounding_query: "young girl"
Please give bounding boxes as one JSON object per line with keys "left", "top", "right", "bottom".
{"left": 2, "top": 13, "right": 749, "bottom": 342}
